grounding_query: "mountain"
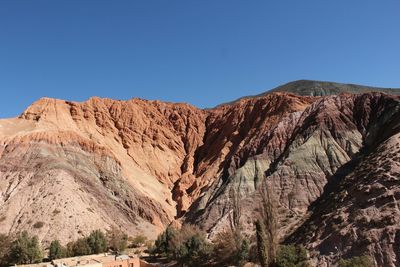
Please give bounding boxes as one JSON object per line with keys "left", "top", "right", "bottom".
{"left": 219, "top": 79, "right": 400, "bottom": 106}
{"left": 269, "top": 80, "right": 400, "bottom": 96}
{"left": 0, "top": 80, "right": 399, "bottom": 266}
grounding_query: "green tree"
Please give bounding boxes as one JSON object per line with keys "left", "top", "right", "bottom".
{"left": 154, "top": 225, "right": 177, "bottom": 256}
{"left": 276, "top": 245, "right": 310, "bottom": 267}
{"left": 106, "top": 226, "right": 128, "bottom": 253}
{"left": 72, "top": 238, "right": 91, "bottom": 256}
{"left": 9, "top": 231, "right": 43, "bottom": 264}
{"left": 49, "top": 240, "right": 66, "bottom": 260}
{"left": 256, "top": 220, "right": 269, "bottom": 267}
{"left": 255, "top": 181, "right": 278, "bottom": 267}
{"left": 338, "top": 256, "right": 375, "bottom": 267}
{"left": 228, "top": 187, "right": 249, "bottom": 266}
{"left": 170, "top": 225, "right": 212, "bottom": 267}
{"left": 65, "top": 241, "right": 75, "bottom": 257}
{"left": 0, "top": 234, "right": 12, "bottom": 267}
{"left": 130, "top": 234, "right": 148, "bottom": 248}
{"left": 212, "top": 229, "right": 249, "bottom": 267}
{"left": 87, "top": 230, "right": 107, "bottom": 254}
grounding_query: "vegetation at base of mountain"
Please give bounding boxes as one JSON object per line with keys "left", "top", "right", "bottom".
{"left": 0, "top": 226, "right": 374, "bottom": 267}
{"left": 0, "top": 234, "right": 13, "bottom": 267}
{"left": 49, "top": 240, "right": 66, "bottom": 260}
{"left": 169, "top": 225, "right": 213, "bottom": 267}
{"left": 66, "top": 237, "right": 92, "bottom": 256}
{"left": 64, "top": 229, "right": 123, "bottom": 256}
{"left": 153, "top": 225, "right": 212, "bottom": 266}
{"left": 87, "top": 230, "right": 108, "bottom": 254}
{"left": 231, "top": 188, "right": 250, "bottom": 266}
{"left": 212, "top": 230, "right": 250, "bottom": 267}
{"left": 256, "top": 182, "right": 278, "bottom": 267}
{"left": 8, "top": 231, "right": 43, "bottom": 265}
{"left": 0, "top": 228, "right": 131, "bottom": 265}
{"left": 154, "top": 225, "right": 178, "bottom": 257}
{"left": 107, "top": 226, "right": 128, "bottom": 253}
{"left": 338, "top": 256, "right": 375, "bottom": 267}
{"left": 275, "top": 245, "right": 310, "bottom": 267}
{"left": 152, "top": 225, "right": 313, "bottom": 267}
{"left": 129, "top": 234, "right": 148, "bottom": 248}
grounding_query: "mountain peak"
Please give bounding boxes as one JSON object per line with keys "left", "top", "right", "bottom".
{"left": 269, "top": 79, "right": 400, "bottom": 96}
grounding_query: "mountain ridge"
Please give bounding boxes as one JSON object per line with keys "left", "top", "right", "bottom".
{"left": 217, "top": 79, "right": 400, "bottom": 107}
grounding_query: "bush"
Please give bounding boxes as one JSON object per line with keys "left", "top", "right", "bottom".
{"left": 0, "top": 234, "right": 12, "bottom": 267}
{"left": 130, "top": 234, "right": 148, "bottom": 248}
{"left": 33, "top": 221, "right": 45, "bottom": 229}
{"left": 212, "top": 230, "right": 249, "bottom": 267}
{"left": 107, "top": 226, "right": 128, "bottom": 253}
{"left": 65, "top": 241, "right": 75, "bottom": 257}
{"left": 49, "top": 240, "right": 66, "bottom": 260}
{"left": 153, "top": 225, "right": 212, "bottom": 266}
{"left": 52, "top": 209, "right": 61, "bottom": 215}
{"left": 154, "top": 225, "right": 177, "bottom": 256}
{"left": 169, "top": 225, "right": 212, "bottom": 267}
{"left": 71, "top": 238, "right": 91, "bottom": 256}
{"left": 8, "top": 231, "right": 43, "bottom": 264}
{"left": 275, "top": 245, "right": 310, "bottom": 267}
{"left": 338, "top": 256, "right": 375, "bottom": 267}
{"left": 63, "top": 229, "right": 109, "bottom": 257}
{"left": 87, "top": 230, "right": 107, "bottom": 254}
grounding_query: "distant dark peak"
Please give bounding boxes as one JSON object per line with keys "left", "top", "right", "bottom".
{"left": 218, "top": 80, "right": 400, "bottom": 107}
{"left": 268, "top": 79, "right": 400, "bottom": 96}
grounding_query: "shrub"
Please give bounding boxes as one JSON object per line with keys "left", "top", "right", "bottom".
{"left": 130, "top": 234, "right": 148, "bottom": 248}
{"left": 106, "top": 226, "right": 128, "bottom": 253}
{"left": 338, "top": 256, "right": 375, "bottom": 267}
{"left": 169, "top": 225, "right": 212, "bottom": 267}
{"left": 144, "top": 240, "right": 154, "bottom": 250}
{"left": 8, "top": 231, "right": 43, "bottom": 264}
{"left": 0, "top": 234, "right": 12, "bottom": 266}
{"left": 71, "top": 238, "right": 91, "bottom": 256}
{"left": 65, "top": 241, "right": 75, "bottom": 257}
{"left": 87, "top": 230, "right": 107, "bottom": 254}
{"left": 212, "top": 230, "right": 249, "bottom": 267}
{"left": 154, "top": 225, "right": 177, "bottom": 256}
{"left": 49, "top": 240, "right": 66, "bottom": 260}
{"left": 52, "top": 209, "right": 61, "bottom": 215}
{"left": 153, "top": 225, "right": 212, "bottom": 266}
{"left": 275, "top": 245, "right": 310, "bottom": 267}
{"left": 33, "top": 221, "right": 44, "bottom": 229}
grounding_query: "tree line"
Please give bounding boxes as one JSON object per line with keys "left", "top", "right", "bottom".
{"left": 149, "top": 183, "right": 311, "bottom": 267}
{"left": 0, "top": 226, "right": 128, "bottom": 266}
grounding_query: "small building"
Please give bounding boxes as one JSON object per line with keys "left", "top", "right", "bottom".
{"left": 13, "top": 254, "right": 155, "bottom": 267}
{"left": 52, "top": 254, "right": 140, "bottom": 267}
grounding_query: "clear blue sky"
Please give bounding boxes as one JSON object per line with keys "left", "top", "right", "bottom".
{"left": 1, "top": 1, "right": 399, "bottom": 118}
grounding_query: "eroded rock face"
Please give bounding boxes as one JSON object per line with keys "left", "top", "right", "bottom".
{"left": 1, "top": 97, "right": 207, "bottom": 242}
{"left": 185, "top": 92, "right": 400, "bottom": 266}
{"left": 286, "top": 98, "right": 400, "bottom": 266}
{"left": 0, "top": 84, "right": 399, "bottom": 266}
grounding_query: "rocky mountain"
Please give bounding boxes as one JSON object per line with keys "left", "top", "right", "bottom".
{"left": 221, "top": 79, "right": 400, "bottom": 106}
{"left": 270, "top": 80, "right": 400, "bottom": 96}
{"left": 0, "top": 81, "right": 399, "bottom": 265}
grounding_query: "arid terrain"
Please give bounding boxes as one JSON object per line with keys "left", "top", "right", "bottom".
{"left": 0, "top": 80, "right": 399, "bottom": 266}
